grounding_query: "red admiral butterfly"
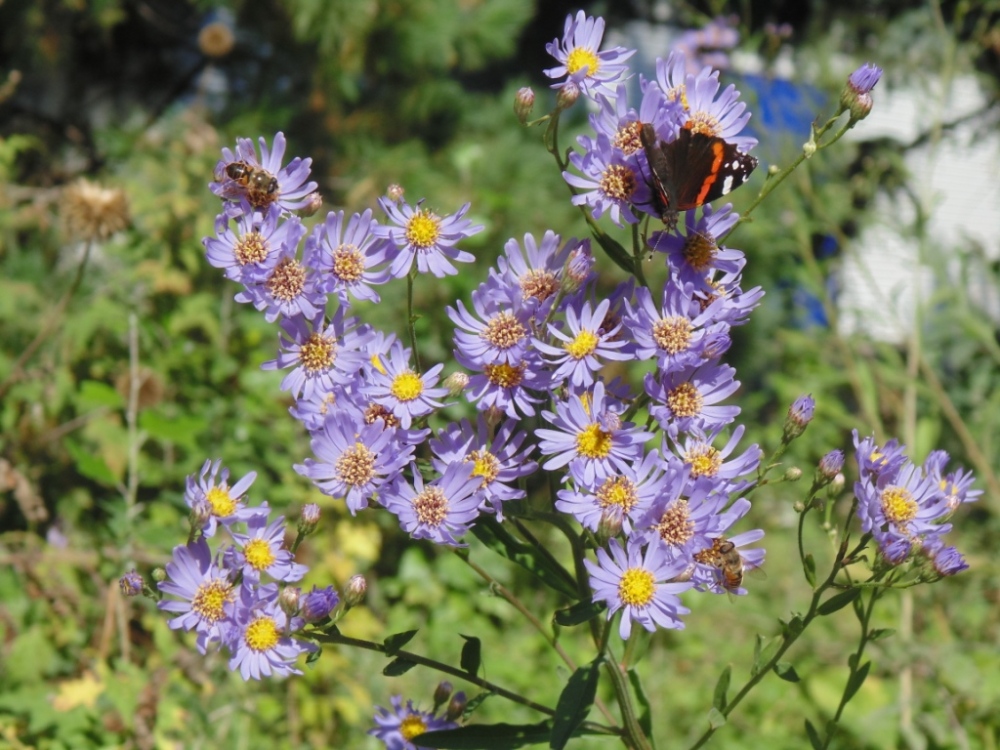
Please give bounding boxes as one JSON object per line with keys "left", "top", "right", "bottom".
{"left": 639, "top": 123, "right": 758, "bottom": 231}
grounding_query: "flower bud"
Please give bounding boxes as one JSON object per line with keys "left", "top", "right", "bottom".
{"left": 119, "top": 570, "right": 144, "bottom": 597}
{"left": 555, "top": 80, "right": 581, "bottom": 111}
{"left": 151, "top": 567, "right": 167, "bottom": 583}
{"left": 386, "top": 184, "right": 405, "bottom": 203}
{"left": 562, "top": 240, "right": 595, "bottom": 292}
{"left": 514, "top": 86, "right": 535, "bottom": 124}
{"left": 445, "top": 691, "right": 468, "bottom": 721}
{"left": 301, "top": 585, "right": 340, "bottom": 622}
{"left": 190, "top": 497, "right": 212, "bottom": 531}
{"left": 840, "top": 63, "right": 882, "bottom": 121}
{"left": 784, "top": 466, "right": 802, "bottom": 482}
{"left": 783, "top": 394, "right": 815, "bottom": 441}
{"left": 829, "top": 472, "right": 845, "bottom": 495}
{"left": 299, "top": 191, "right": 323, "bottom": 217}
{"left": 344, "top": 574, "right": 367, "bottom": 608}
{"left": 818, "top": 449, "right": 845, "bottom": 480}
{"left": 299, "top": 503, "right": 321, "bottom": 535}
{"left": 433, "top": 681, "right": 454, "bottom": 710}
{"left": 443, "top": 371, "right": 469, "bottom": 397}
{"left": 279, "top": 585, "right": 301, "bottom": 616}
{"left": 596, "top": 511, "right": 623, "bottom": 544}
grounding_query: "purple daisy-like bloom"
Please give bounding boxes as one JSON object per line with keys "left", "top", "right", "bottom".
{"left": 923, "top": 538, "right": 969, "bottom": 577}
{"left": 234, "top": 240, "right": 325, "bottom": 323}
{"left": 225, "top": 583, "right": 317, "bottom": 681}
{"left": 370, "top": 695, "right": 459, "bottom": 750}
{"left": 664, "top": 424, "right": 761, "bottom": 496}
{"left": 534, "top": 298, "right": 632, "bottom": 389}
{"left": 848, "top": 63, "right": 882, "bottom": 94}
{"left": 556, "top": 448, "right": 666, "bottom": 534}
{"left": 204, "top": 201, "right": 303, "bottom": 283}
{"left": 381, "top": 463, "right": 485, "bottom": 547}
{"left": 157, "top": 538, "right": 236, "bottom": 654}
{"left": 584, "top": 538, "right": 692, "bottom": 639}
{"left": 543, "top": 10, "right": 636, "bottom": 98}
{"left": 429, "top": 415, "right": 537, "bottom": 518}
{"left": 680, "top": 68, "right": 756, "bottom": 151}
{"left": 537, "top": 380, "right": 655, "bottom": 488}
{"left": 448, "top": 282, "right": 533, "bottom": 367}
{"left": 459, "top": 349, "right": 549, "bottom": 420}
{"left": 923, "top": 450, "right": 982, "bottom": 512}
{"left": 646, "top": 363, "right": 741, "bottom": 433}
{"left": 494, "top": 231, "right": 575, "bottom": 314}
{"left": 184, "top": 458, "right": 263, "bottom": 537}
{"left": 377, "top": 198, "right": 483, "bottom": 279}
{"left": 852, "top": 430, "right": 909, "bottom": 485}
{"left": 651, "top": 203, "right": 744, "bottom": 284}
{"left": 295, "top": 410, "right": 415, "bottom": 514}
{"left": 563, "top": 135, "right": 650, "bottom": 227}
{"left": 211, "top": 132, "right": 318, "bottom": 213}
{"left": 304, "top": 208, "right": 391, "bottom": 304}
{"left": 263, "top": 308, "right": 373, "bottom": 400}
{"left": 365, "top": 341, "right": 449, "bottom": 429}
{"left": 225, "top": 513, "right": 308, "bottom": 584}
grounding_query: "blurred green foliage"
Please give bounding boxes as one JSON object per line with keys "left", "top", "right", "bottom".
{"left": 2, "top": 0, "right": 1000, "bottom": 748}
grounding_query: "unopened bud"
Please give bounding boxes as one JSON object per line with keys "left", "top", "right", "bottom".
{"left": 299, "top": 503, "right": 321, "bottom": 534}
{"left": 344, "top": 574, "right": 367, "bottom": 608}
{"left": 783, "top": 394, "right": 815, "bottom": 441}
{"left": 829, "top": 472, "right": 845, "bottom": 495}
{"left": 299, "top": 191, "right": 323, "bottom": 217}
{"left": 562, "top": 240, "right": 594, "bottom": 292}
{"left": 840, "top": 63, "right": 882, "bottom": 121}
{"left": 445, "top": 691, "right": 468, "bottom": 721}
{"left": 443, "top": 371, "right": 469, "bottom": 397}
{"left": 279, "top": 585, "right": 301, "bottom": 616}
{"left": 386, "top": 184, "right": 405, "bottom": 203}
{"left": 596, "top": 511, "right": 623, "bottom": 544}
{"left": 784, "top": 466, "right": 802, "bottom": 482}
{"left": 190, "top": 497, "right": 212, "bottom": 531}
{"left": 483, "top": 405, "right": 504, "bottom": 430}
{"left": 151, "top": 567, "right": 167, "bottom": 583}
{"left": 555, "top": 80, "right": 581, "bottom": 111}
{"left": 433, "top": 681, "right": 453, "bottom": 710}
{"left": 301, "top": 585, "right": 340, "bottom": 622}
{"left": 818, "top": 449, "right": 844, "bottom": 480}
{"left": 119, "top": 570, "right": 144, "bottom": 597}
{"left": 514, "top": 87, "right": 535, "bottom": 124}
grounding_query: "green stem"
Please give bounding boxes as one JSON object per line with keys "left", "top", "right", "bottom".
{"left": 601, "top": 621, "right": 652, "bottom": 750}
{"left": 406, "top": 269, "right": 421, "bottom": 372}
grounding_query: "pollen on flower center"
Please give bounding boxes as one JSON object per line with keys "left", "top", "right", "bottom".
{"left": 244, "top": 615, "right": 280, "bottom": 652}
{"left": 653, "top": 316, "right": 693, "bottom": 354}
{"left": 332, "top": 243, "right": 364, "bottom": 282}
{"left": 400, "top": 715, "right": 428, "bottom": 741}
{"left": 576, "top": 422, "right": 612, "bottom": 459}
{"left": 299, "top": 332, "right": 337, "bottom": 374}
{"left": 390, "top": 371, "right": 424, "bottom": 402}
{"left": 364, "top": 404, "right": 400, "bottom": 428}
{"left": 234, "top": 231, "right": 269, "bottom": 267}
{"left": 881, "top": 485, "right": 918, "bottom": 525}
{"left": 412, "top": 487, "right": 449, "bottom": 526}
{"left": 618, "top": 567, "right": 655, "bottom": 606}
{"left": 206, "top": 486, "right": 237, "bottom": 517}
{"left": 685, "top": 111, "right": 722, "bottom": 137}
{"left": 683, "top": 232, "right": 718, "bottom": 272}
{"left": 667, "top": 382, "right": 703, "bottom": 418}
{"left": 405, "top": 209, "right": 441, "bottom": 249}
{"left": 566, "top": 47, "right": 600, "bottom": 77}
{"left": 599, "top": 164, "right": 637, "bottom": 202}
{"left": 565, "top": 329, "right": 599, "bottom": 359}
{"left": 468, "top": 449, "right": 500, "bottom": 487}
{"left": 336, "top": 442, "right": 376, "bottom": 486}
{"left": 192, "top": 578, "right": 234, "bottom": 623}
{"left": 596, "top": 476, "right": 637, "bottom": 513}
{"left": 244, "top": 538, "right": 277, "bottom": 572}
{"left": 484, "top": 362, "right": 525, "bottom": 389}
{"left": 665, "top": 85, "right": 689, "bottom": 111}
{"left": 654, "top": 499, "right": 694, "bottom": 546}
{"left": 614, "top": 121, "right": 643, "bottom": 156}
{"left": 520, "top": 269, "right": 558, "bottom": 303}
{"left": 266, "top": 256, "right": 306, "bottom": 302}
{"left": 684, "top": 444, "right": 722, "bottom": 478}
{"left": 483, "top": 311, "right": 527, "bottom": 351}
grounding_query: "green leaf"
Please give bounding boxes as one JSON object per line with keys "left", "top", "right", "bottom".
{"left": 554, "top": 600, "right": 605, "bottom": 627}
{"left": 751, "top": 635, "right": 781, "bottom": 677}
{"left": 78, "top": 379, "right": 124, "bottom": 410}
{"left": 707, "top": 707, "right": 727, "bottom": 729}
{"left": 712, "top": 665, "right": 732, "bottom": 711}
{"left": 384, "top": 630, "right": 418, "bottom": 656}
{"left": 803, "top": 553, "right": 817, "bottom": 587}
{"left": 383, "top": 658, "right": 417, "bottom": 676}
{"left": 460, "top": 635, "right": 482, "bottom": 677}
{"left": 471, "top": 516, "right": 578, "bottom": 598}
{"left": 550, "top": 657, "right": 601, "bottom": 749}
{"left": 774, "top": 662, "right": 801, "bottom": 682}
{"left": 805, "top": 719, "right": 823, "bottom": 749}
{"left": 590, "top": 232, "right": 635, "bottom": 275}
{"left": 139, "top": 410, "right": 207, "bottom": 450}
{"left": 781, "top": 615, "right": 805, "bottom": 639}
{"left": 63, "top": 439, "right": 118, "bottom": 486}
{"left": 627, "top": 669, "right": 654, "bottom": 741}
{"left": 416, "top": 721, "right": 554, "bottom": 749}
{"left": 843, "top": 661, "right": 871, "bottom": 702}
{"left": 869, "top": 628, "right": 896, "bottom": 641}
{"left": 817, "top": 588, "right": 861, "bottom": 616}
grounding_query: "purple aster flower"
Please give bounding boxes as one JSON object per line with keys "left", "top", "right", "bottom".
{"left": 556, "top": 448, "right": 666, "bottom": 533}
{"left": 381, "top": 463, "right": 485, "bottom": 547}
{"left": 157, "top": 538, "right": 236, "bottom": 654}
{"left": 429, "top": 416, "right": 538, "bottom": 519}
{"left": 370, "top": 695, "right": 459, "bottom": 750}
{"left": 584, "top": 538, "right": 692, "bottom": 639}
{"left": 300, "top": 585, "right": 339, "bottom": 622}
{"left": 448, "top": 282, "right": 533, "bottom": 367}
{"left": 494, "top": 230, "right": 575, "bottom": 314}
{"left": 459, "top": 349, "right": 549, "bottom": 420}
{"left": 543, "top": 11, "right": 636, "bottom": 98}
{"left": 304, "top": 208, "right": 392, "bottom": 304}
{"left": 923, "top": 538, "right": 969, "bottom": 577}
{"left": 563, "top": 135, "right": 650, "bottom": 227}
{"left": 184, "top": 458, "right": 263, "bottom": 537}
{"left": 289, "top": 386, "right": 357, "bottom": 433}
{"left": 650, "top": 203, "right": 744, "bottom": 285}
{"left": 923, "top": 450, "right": 982, "bottom": 512}
{"left": 376, "top": 198, "right": 483, "bottom": 278}
{"left": 119, "top": 570, "right": 143, "bottom": 597}
{"left": 204, "top": 201, "right": 303, "bottom": 283}
{"left": 852, "top": 430, "right": 908, "bottom": 485}
{"left": 537, "top": 380, "right": 654, "bottom": 487}
{"left": 364, "top": 341, "right": 449, "bottom": 428}
{"left": 225, "top": 583, "right": 317, "bottom": 681}
{"left": 848, "top": 62, "right": 883, "bottom": 94}
{"left": 664, "top": 424, "right": 761, "bottom": 495}
{"left": 534, "top": 298, "right": 632, "bottom": 389}
{"left": 679, "top": 67, "right": 756, "bottom": 151}
{"left": 262, "top": 308, "right": 373, "bottom": 400}
{"left": 234, "top": 240, "right": 325, "bottom": 323}
{"left": 211, "top": 132, "right": 318, "bottom": 213}
{"left": 225, "top": 513, "right": 308, "bottom": 583}
{"left": 676, "top": 18, "right": 740, "bottom": 74}
{"left": 295, "top": 410, "right": 415, "bottom": 514}
{"left": 646, "top": 363, "right": 741, "bottom": 433}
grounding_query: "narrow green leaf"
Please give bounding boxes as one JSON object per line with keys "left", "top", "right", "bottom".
{"left": 64, "top": 440, "right": 118, "bottom": 486}
{"left": 817, "top": 588, "right": 861, "bottom": 616}
{"left": 383, "top": 658, "right": 417, "bottom": 676}
{"left": 804, "top": 719, "right": 823, "bottom": 749}
{"left": 78, "top": 380, "right": 124, "bottom": 410}
{"left": 712, "top": 666, "right": 732, "bottom": 711}
{"left": 869, "top": 628, "right": 896, "bottom": 642}
{"left": 627, "top": 669, "right": 654, "bottom": 741}
{"left": 384, "top": 630, "right": 418, "bottom": 656}
{"left": 460, "top": 635, "right": 481, "bottom": 677}
{"left": 781, "top": 615, "right": 805, "bottom": 639}
{"left": 549, "top": 657, "right": 601, "bottom": 749}
{"left": 707, "top": 707, "right": 727, "bottom": 729}
{"left": 416, "top": 721, "right": 554, "bottom": 749}
{"left": 751, "top": 634, "right": 764, "bottom": 675}
{"left": 306, "top": 646, "right": 323, "bottom": 665}
{"left": 591, "top": 232, "right": 635, "bottom": 275}
{"left": 843, "top": 661, "right": 871, "bottom": 702}
{"left": 803, "top": 553, "right": 817, "bottom": 587}
{"left": 471, "top": 517, "right": 578, "bottom": 598}
{"left": 554, "top": 600, "right": 605, "bottom": 627}
{"left": 751, "top": 636, "right": 781, "bottom": 677}
{"left": 774, "top": 662, "right": 800, "bottom": 682}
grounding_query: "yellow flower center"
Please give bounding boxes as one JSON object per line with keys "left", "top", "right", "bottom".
{"left": 332, "top": 243, "right": 364, "bottom": 282}
{"left": 665, "top": 85, "right": 689, "bottom": 110}
{"left": 519, "top": 269, "right": 558, "bottom": 303}
{"left": 483, "top": 311, "right": 527, "bottom": 351}
{"left": 266, "top": 256, "right": 306, "bottom": 302}
{"left": 599, "top": 163, "right": 637, "bottom": 202}
{"left": 234, "top": 231, "right": 268, "bottom": 267}
{"left": 191, "top": 578, "right": 234, "bottom": 623}
{"left": 683, "top": 444, "right": 722, "bottom": 478}
{"left": 618, "top": 567, "right": 656, "bottom": 607}
{"left": 299, "top": 332, "right": 336, "bottom": 374}
{"left": 666, "top": 382, "right": 703, "bottom": 418}
{"left": 653, "top": 316, "right": 692, "bottom": 355}
{"left": 596, "top": 476, "right": 637, "bottom": 513}
{"left": 390, "top": 371, "right": 424, "bottom": 402}
{"left": 244, "top": 538, "right": 277, "bottom": 572}
{"left": 576, "top": 422, "right": 612, "bottom": 459}
{"left": 566, "top": 47, "right": 600, "bottom": 77}
{"left": 654, "top": 500, "right": 694, "bottom": 546}
{"left": 565, "top": 329, "right": 599, "bottom": 359}
{"left": 685, "top": 111, "right": 722, "bottom": 137}
{"left": 881, "top": 485, "right": 918, "bottom": 526}
{"left": 400, "top": 715, "right": 428, "bottom": 741}
{"left": 484, "top": 362, "right": 525, "bottom": 389}
{"left": 336, "top": 442, "right": 376, "bottom": 487}
{"left": 206, "top": 486, "right": 237, "bottom": 517}
{"left": 412, "top": 486, "right": 448, "bottom": 526}
{"left": 468, "top": 449, "right": 500, "bottom": 487}
{"left": 613, "top": 120, "right": 643, "bottom": 156}
{"left": 244, "top": 615, "right": 280, "bottom": 652}
{"left": 405, "top": 209, "right": 441, "bottom": 249}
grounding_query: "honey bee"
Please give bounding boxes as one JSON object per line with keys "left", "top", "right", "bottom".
{"left": 215, "top": 160, "right": 279, "bottom": 208}
{"left": 697, "top": 537, "right": 764, "bottom": 594}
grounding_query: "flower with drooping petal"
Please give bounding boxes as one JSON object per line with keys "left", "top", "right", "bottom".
{"left": 365, "top": 341, "right": 449, "bottom": 429}
{"left": 543, "top": 11, "right": 636, "bottom": 98}
{"left": 234, "top": 239, "right": 325, "bottom": 323}
{"left": 204, "top": 201, "right": 304, "bottom": 283}
{"left": 184, "top": 458, "right": 263, "bottom": 537}
{"left": 377, "top": 198, "right": 483, "bottom": 278}
{"left": 225, "top": 513, "right": 308, "bottom": 583}
{"left": 459, "top": 349, "right": 549, "bottom": 420}
{"left": 370, "top": 695, "right": 459, "bottom": 750}
{"left": 381, "top": 463, "right": 485, "bottom": 547}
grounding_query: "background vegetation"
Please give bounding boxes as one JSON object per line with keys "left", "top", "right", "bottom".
{"left": 1, "top": 0, "right": 999, "bottom": 747}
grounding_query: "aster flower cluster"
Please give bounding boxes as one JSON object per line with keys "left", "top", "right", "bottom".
{"left": 157, "top": 459, "right": 339, "bottom": 680}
